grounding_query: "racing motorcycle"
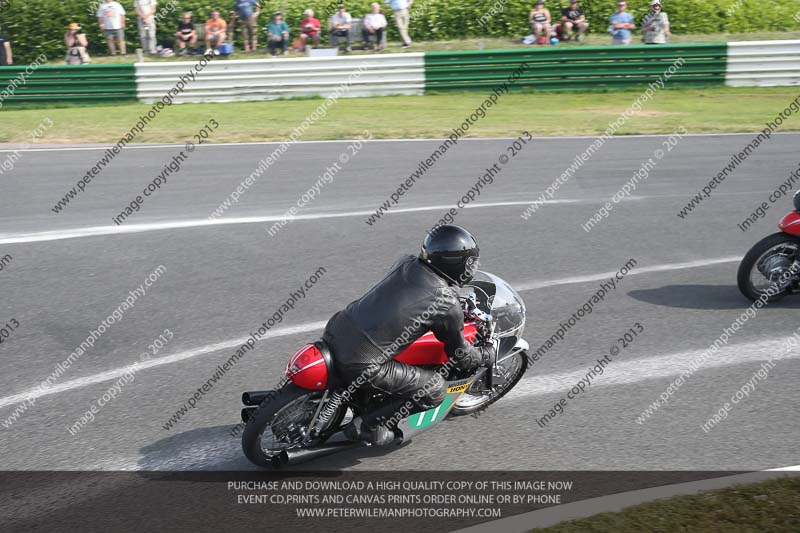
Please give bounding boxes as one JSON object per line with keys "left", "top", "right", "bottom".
{"left": 738, "top": 190, "right": 800, "bottom": 301}
{"left": 240, "top": 271, "right": 530, "bottom": 469}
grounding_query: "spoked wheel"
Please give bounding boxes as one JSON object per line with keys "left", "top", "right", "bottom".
{"left": 449, "top": 351, "right": 528, "bottom": 416}
{"left": 241, "top": 384, "right": 345, "bottom": 468}
{"left": 737, "top": 232, "right": 800, "bottom": 302}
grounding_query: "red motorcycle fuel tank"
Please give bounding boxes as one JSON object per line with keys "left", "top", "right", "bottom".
{"left": 395, "top": 322, "right": 478, "bottom": 365}
{"left": 779, "top": 212, "right": 800, "bottom": 236}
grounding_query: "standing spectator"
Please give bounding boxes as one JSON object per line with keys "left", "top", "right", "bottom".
{"left": 298, "top": 9, "right": 321, "bottom": 51}
{"left": 0, "top": 30, "right": 11, "bottom": 66}
{"left": 97, "top": 0, "right": 127, "bottom": 55}
{"left": 267, "top": 11, "right": 290, "bottom": 56}
{"left": 205, "top": 10, "right": 228, "bottom": 55}
{"left": 330, "top": 5, "right": 352, "bottom": 53}
{"left": 642, "top": 0, "right": 670, "bottom": 44}
{"left": 175, "top": 12, "right": 198, "bottom": 55}
{"left": 65, "top": 23, "right": 91, "bottom": 64}
{"left": 609, "top": 0, "right": 635, "bottom": 45}
{"left": 231, "top": 0, "right": 261, "bottom": 53}
{"left": 529, "top": 1, "right": 551, "bottom": 44}
{"left": 362, "top": 3, "right": 387, "bottom": 51}
{"left": 135, "top": 0, "right": 158, "bottom": 55}
{"left": 561, "top": 0, "right": 588, "bottom": 41}
{"left": 385, "top": 0, "right": 413, "bottom": 48}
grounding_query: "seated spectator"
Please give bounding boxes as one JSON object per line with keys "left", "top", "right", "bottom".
{"left": 231, "top": 0, "right": 261, "bottom": 53}
{"left": 65, "top": 23, "right": 91, "bottom": 64}
{"left": 330, "top": 5, "right": 352, "bottom": 53}
{"left": 609, "top": 0, "right": 635, "bottom": 45}
{"left": 529, "top": 1, "right": 551, "bottom": 44}
{"left": 267, "top": 11, "right": 290, "bottom": 56}
{"left": 0, "top": 30, "right": 12, "bottom": 66}
{"left": 642, "top": 0, "right": 670, "bottom": 44}
{"left": 205, "top": 9, "right": 228, "bottom": 55}
{"left": 97, "top": 0, "right": 127, "bottom": 55}
{"left": 175, "top": 12, "right": 198, "bottom": 55}
{"left": 298, "top": 9, "right": 321, "bottom": 51}
{"left": 362, "top": 3, "right": 387, "bottom": 51}
{"left": 561, "top": 0, "right": 588, "bottom": 41}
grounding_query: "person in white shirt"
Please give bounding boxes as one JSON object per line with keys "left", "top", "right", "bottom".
{"left": 362, "top": 3, "right": 387, "bottom": 51}
{"left": 135, "top": 0, "right": 158, "bottom": 54}
{"left": 97, "top": 1, "right": 127, "bottom": 55}
{"left": 330, "top": 5, "right": 352, "bottom": 52}
{"left": 385, "top": 0, "right": 413, "bottom": 48}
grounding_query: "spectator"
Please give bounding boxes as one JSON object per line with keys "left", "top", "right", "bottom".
{"left": 135, "top": 0, "right": 158, "bottom": 55}
{"left": 65, "top": 23, "right": 91, "bottom": 64}
{"left": 385, "top": 0, "right": 413, "bottom": 48}
{"left": 267, "top": 11, "right": 290, "bottom": 56}
{"left": 362, "top": 3, "right": 387, "bottom": 51}
{"left": 330, "top": 5, "right": 352, "bottom": 53}
{"left": 0, "top": 30, "right": 11, "bottom": 66}
{"left": 298, "top": 9, "right": 321, "bottom": 51}
{"left": 97, "top": 0, "right": 127, "bottom": 55}
{"left": 231, "top": 0, "right": 261, "bottom": 52}
{"left": 642, "top": 0, "right": 670, "bottom": 44}
{"left": 561, "top": 0, "right": 588, "bottom": 41}
{"left": 205, "top": 10, "right": 228, "bottom": 55}
{"left": 609, "top": 0, "right": 635, "bottom": 45}
{"left": 529, "top": 1, "right": 551, "bottom": 44}
{"left": 175, "top": 12, "right": 198, "bottom": 56}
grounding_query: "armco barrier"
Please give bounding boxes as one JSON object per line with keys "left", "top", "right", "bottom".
{"left": 135, "top": 53, "right": 425, "bottom": 103}
{"left": 0, "top": 64, "right": 137, "bottom": 105}
{"left": 424, "top": 43, "right": 728, "bottom": 91}
{"left": 726, "top": 40, "right": 800, "bottom": 87}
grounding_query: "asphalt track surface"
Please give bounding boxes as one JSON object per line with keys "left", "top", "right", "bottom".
{"left": 1, "top": 133, "right": 799, "bottom": 473}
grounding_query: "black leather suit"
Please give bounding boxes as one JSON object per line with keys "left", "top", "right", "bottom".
{"left": 322, "top": 255, "right": 487, "bottom": 426}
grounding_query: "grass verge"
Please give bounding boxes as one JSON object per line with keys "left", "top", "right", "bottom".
{"left": 537, "top": 476, "right": 800, "bottom": 532}
{"left": 2, "top": 86, "right": 799, "bottom": 145}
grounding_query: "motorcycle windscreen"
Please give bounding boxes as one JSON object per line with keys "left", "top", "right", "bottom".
{"left": 463, "top": 271, "right": 526, "bottom": 338}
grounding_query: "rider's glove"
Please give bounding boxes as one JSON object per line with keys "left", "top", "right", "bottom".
{"left": 479, "top": 343, "right": 497, "bottom": 368}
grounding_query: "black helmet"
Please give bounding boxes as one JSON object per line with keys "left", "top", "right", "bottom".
{"left": 420, "top": 225, "right": 479, "bottom": 286}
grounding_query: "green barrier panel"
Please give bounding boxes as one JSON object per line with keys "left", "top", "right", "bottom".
{"left": 425, "top": 43, "right": 728, "bottom": 92}
{"left": 0, "top": 64, "right": 137, "bottom": 106}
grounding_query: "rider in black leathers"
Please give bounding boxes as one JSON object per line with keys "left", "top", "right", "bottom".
{"left": 322, "top": 225, "right": 495, "bottom": 445}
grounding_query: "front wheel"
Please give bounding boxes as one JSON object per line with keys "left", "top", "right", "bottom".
{"left": 737, "top": 232, "right": 800, "bottom": 302}
{"left": 449, "top": 350, "right": 528, "bottom": 416}
{"left": 241, "top": 384, "right": 345, "bottom": 468}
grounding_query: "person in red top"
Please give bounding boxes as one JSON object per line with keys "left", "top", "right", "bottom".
{"left": 298, "top": 9, "right": 321, "bottom": 51}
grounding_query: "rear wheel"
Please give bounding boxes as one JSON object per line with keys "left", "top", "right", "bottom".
{"left": 737, "top": 232, "right": 800, "bottom": 302}
{"left": 449, "top": 350, "right": 528, "bottom": 416}
{"left": 241, "top": 384, "right": 345, "bottom": 468}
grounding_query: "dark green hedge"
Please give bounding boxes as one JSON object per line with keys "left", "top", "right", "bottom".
{"left": 1, "top": 0, "right": 799, "bottom": 64}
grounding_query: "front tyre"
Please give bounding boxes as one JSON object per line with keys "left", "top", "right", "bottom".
{"left": 450, "top": 350, "right": 528, "bottom": 416}
{"left": 737, "top": 232, "right": 800, "bottom": 302}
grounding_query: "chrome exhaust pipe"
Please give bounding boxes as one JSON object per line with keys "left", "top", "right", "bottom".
{"left": 242, "top": 390, "right": 273, "bottom": 406}
{"left": 272, "top": 441, "right": 367, "bottom": 468}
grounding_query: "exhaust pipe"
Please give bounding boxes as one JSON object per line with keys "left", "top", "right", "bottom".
{"left": 272, "top": 441, "right": 367, "bottom": 468}
{"left": 241, "top": 407, "right": 257, "bottom": 423}
{"left": 242, "top": 390, "right": 274, "bottom": 406}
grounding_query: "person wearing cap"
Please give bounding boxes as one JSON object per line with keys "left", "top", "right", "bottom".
{"left": 330, "top": 5, "right": 353, "bottom": 52}
{"left": 609, "top": 0, "right": 635, "bottom": 45}
{"left": 529, "top": 1, "right": 551, "bottom": 44}
{"left": 561, "top": 0, "right": 588, "bottom": 41}
{"left": 642, "top": 0, "right": 670, "bottom": 44}
{"left": 267, "top": 11, "right": 290, "bottom": 55}
{"left": 65, "top": 23, "right": 91, "bottom": 64}
{"left": 385, "top": 0, "right": 413, "bottom": 48}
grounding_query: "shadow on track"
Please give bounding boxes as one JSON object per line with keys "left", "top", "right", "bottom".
{"left": 138, "top": 425, "right": 410, "bottom": 472}
{"left": 628, "top": 285, "right": 800, "bottom": 310}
